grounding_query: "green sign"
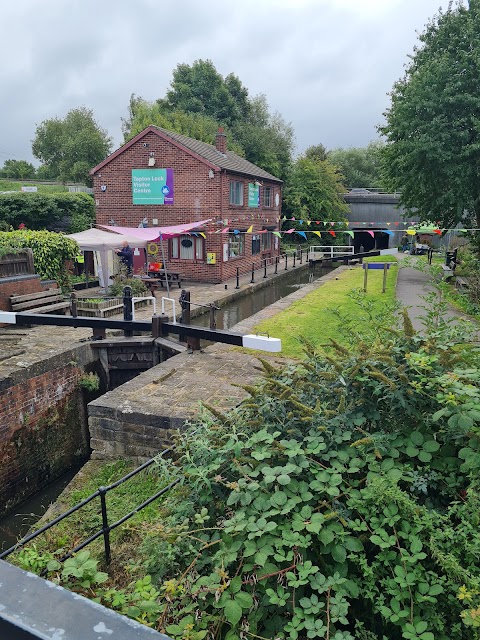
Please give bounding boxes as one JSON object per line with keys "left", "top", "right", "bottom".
{"left": 132, "top": 169, "right": 174, "bottom": 205}
{"left": 248, "top": 183, "right": 259, "bottom": 208}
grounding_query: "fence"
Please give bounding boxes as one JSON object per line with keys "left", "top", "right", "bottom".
{"left": 308, "top": 245, "right": 355, "bottom": 260}
{"left": 0, "top": 249, "right": 35, "bottom": 277}
{"left": 0, "top": 449, "right": 178, "bottom": 567}
{"left": 233, "top": 248, "right": 310, "bottom": 289}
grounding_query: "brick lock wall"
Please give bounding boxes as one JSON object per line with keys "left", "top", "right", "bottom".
{"left": 93, "top": 130, "right": 282, "bottom": 283}
{"left": 0, "top": 364, "right": 89, "bottom": 517}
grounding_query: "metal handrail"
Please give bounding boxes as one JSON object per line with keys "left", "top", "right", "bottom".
{"left": 0, "top": 446, "right": 178, "bottom": 566}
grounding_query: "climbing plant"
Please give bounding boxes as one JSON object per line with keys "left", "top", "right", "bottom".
{"left": 0, "top": 230, "right": 78, "bottom": 286}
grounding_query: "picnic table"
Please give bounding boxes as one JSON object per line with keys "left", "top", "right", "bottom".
{"left": 141, "top": 271, "right": 182, "bottom": 292}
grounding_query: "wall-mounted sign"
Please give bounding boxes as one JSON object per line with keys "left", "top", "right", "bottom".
{"left": 248, "top": 183, "right": 260, "bottom": 208}
{"left": 207, "top": 252, "right": 216, "bottom": 264}
{"left": 132, "top": 169, "right": 174, "bottom": 205}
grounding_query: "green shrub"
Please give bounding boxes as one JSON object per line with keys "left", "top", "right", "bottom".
{"left": 108, "top": 276, "right": 148, "bottom": 297}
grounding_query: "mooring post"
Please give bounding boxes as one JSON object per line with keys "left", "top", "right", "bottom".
{"left": 98, "top": 486, "right": 111, "bottom": 565}
{"left": 251, "top": 263, "right": 255, "bottom": 283}
{"left": 235, "top": 267, "right": 240, "bottom": 289}
{"left": 382, "top": 263, "right": 388, "bottom": 293}
{"left": 275, "top": 256, "right": 278, "bottom": 274}
{"left": 263, "top": 258, "right": 267, "bottom": 278}
{"left": 179, "top": 289, "right": 190, "bottom": 342}
{"left": 209, "top": 304, "right": 217, "bottom": 330}
{"left": 285, "top": 254, "right": 288, "bottom": 270}
{"left": 293, "top": 252, "right": 296, "bottom": 268}
{"left": 363, "top": 263, "right": 369, "bottom": 292}
{"left": 123, "top": 286, "right": 133, "bottom": 337}
{"left": 70, "top": 292, "right": 77, "bottom": 318}
{"left": 299, "top": 249, "right": 303, "bottom": 264}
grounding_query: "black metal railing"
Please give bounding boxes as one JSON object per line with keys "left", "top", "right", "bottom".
{"left": 0, "top": 447, "right": 179, "bottom": 567}
{"left": 234, "top": 248, "right": 308, "bottom": 289}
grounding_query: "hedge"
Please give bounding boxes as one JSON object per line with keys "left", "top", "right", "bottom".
{"left": 0, "top": 192, "right": 95, "bottom": 232}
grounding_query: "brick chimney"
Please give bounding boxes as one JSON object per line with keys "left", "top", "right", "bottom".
{"left": 215, "top": 127, "right": 227, "bottom": 153}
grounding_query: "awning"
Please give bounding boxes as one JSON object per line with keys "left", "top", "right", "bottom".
{"left": 98, "top": 219, "right": 211, "bottom": 241}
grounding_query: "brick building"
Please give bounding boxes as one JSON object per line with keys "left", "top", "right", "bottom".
{"left": 90, "top": 126, "right": 283, "bottom": 283}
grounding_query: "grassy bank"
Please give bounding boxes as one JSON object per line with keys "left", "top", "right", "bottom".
{"left": 253, "top": 256, "right": 399, "bottom": 358}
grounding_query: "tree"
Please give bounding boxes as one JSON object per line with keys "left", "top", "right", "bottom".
{"left": 282, "top": 156, "right": 349, "bottom": 226}
{"left": 122, "top": 63, "right": 295, "bottom": 182}
{"left": 380, "top": 1, "right": 480, "bottom": 245}
{"left": 32, "top": 107, "right": 112, "bottom": 184}
{"left": 121, "top": 95, "right": 245, "bottom": 156}
{"left": 304, "top": 143, "right": 328, "bottom": 162}
{"left": 0, "top": 159, "right": 36, "bottom": 180}
{"left": 160, "top": 59, "right": 248, "bottom": 127}
{"left": 328, "top": 141, "right": 384, "bottom": 188}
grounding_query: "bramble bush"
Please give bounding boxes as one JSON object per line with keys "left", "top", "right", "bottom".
{"left": 19, "top": 291, "right": 480, "bottom": 639}
{"left": 135, "top": 303, "right": 480, "bottom": 639}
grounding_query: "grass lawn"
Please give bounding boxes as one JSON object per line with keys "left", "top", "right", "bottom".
{"left": 253, "top": 256, "right": 399, "bottom": 358}
{"left": 0, "top": 179, "right": 68, "bottom": 193}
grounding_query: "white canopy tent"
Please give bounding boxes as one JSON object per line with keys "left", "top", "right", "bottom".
{"left": 66, "top": 228, "right": 148, "bottom": 287}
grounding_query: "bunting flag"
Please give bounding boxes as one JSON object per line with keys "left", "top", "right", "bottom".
{"left": 272, "top": 231, "right": 282, "bottom": 238}
{"left": 313, "top": 231, "right": 322, "bottom": 237}
{"left": 246, "top": 225, "right": 253, "bottom": 233}
{"left": 385, "top": 230, "right": 394, "bottom": 236}
{"left": 199, "top": 232, "right": 206, "bottom": 239}
{"left": 234, "top": 229, "right": 240, "bottom": 234}
{"left": 221, "top": 227, "right": 229, "bottom": 233}
{"left": 345, "top": 230, "right": 354, "bottom": 238}
{"left": 329, "top": 230, "right": 336, "bottom": 237}
{"left": 306, "top": 221, "right": 311, "bottom": 226}
{"left": 406, "top": 229, "right": 416, "bottom": 235}
{"left": 434, "top": 229, "right": 442, "bottom": 235}
{"left": 296, "top": 231, "right": 307, "bottom": 240}
{"left": 367, "top": 231, "right": 375, "bottom": 237}
{"left": 285, "top": 228, "right": 295, "bottom": 234}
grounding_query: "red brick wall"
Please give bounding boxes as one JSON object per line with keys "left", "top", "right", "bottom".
{"left": 0, "top": 364, "right": 89, "bottom": 517}
{"left": 93, "top": 131, "right": 282, "bottom": 283}
{"left": 0, "top": 275, "right": 43, "bottom": 311}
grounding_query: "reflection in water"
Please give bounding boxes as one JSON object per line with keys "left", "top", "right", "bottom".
{"left": 196, "top": 265, "right": 333, "bottom": 331}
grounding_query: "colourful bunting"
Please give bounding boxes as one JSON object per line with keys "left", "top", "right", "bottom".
{"left": 367, "top": 231, "right": 375, "bottom": 237}
{"left": 221, "top": 227, "right": 229, "bottom": 233}
{"left": 329, "top": 230, "right": 336, "bottom": 237}
{"left": 246, "top": 225, "right": 253, "bottom": 233}
{"left": 313, "top": 231, "right": 322, "bottom": 237}
{"left": 285, "top": 228, "right": 295, "bottom": 234}
{"left": 296, "top": 231, "right": 307, "bottom": 240}
{"left": 345, "top": 230, "right": 354, "bottom": 238}
{"left": 272, "top": 231, "right": 282, "bottom": 238}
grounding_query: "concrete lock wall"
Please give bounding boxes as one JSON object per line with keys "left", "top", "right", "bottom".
{"left": 0, "top": 344, "right": 99, "bottom": 517}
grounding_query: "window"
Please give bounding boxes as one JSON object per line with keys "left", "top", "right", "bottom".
{"left": 230, "top": 181, "right": 243, "bottom": 205}
{"left": 252, "top": 234, "right": 261, "bottom": 255}
{"left": 171, "top": 235, "right": 204, "bottom": 261}
{"left": 263, "top": 186, "right": 272, "bottom": 207}
{"left": 262, "top": 232, "right": 272, "bottom": 251}
{"left": 228, "top": 233, "right": 245, "bottom": 258}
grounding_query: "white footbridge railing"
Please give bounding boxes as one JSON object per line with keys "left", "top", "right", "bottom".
{"left": 308, "top": 245, "right": 355, "bottom": 260}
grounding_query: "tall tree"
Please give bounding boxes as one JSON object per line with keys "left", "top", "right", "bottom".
{"left": 380, "top": 0, "right": 480, "bottom": 245}
{"left": 160, "top": 60, "right": 248, "bottom": 127}
{"left": 0, "top": 159, "right": 36, "bottom": 180}
{"left": 328, "top": 141, "right": 384, "bottom": 188}
{"left": 283, "top": 156, "right": 349, "bottom": 224}
{"left": 304, "top": 143, "right": 328, "bottom": 163}
{"left": 32, "top": 107, "right": 112, "bottom": 184}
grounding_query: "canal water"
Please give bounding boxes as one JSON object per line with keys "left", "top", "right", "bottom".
{"left": 195, "top": 263, "right": 334, "bottom": 330}
{"left": 0, "top": 464, "right": 84, "bottom": 553}
{"left": 0, "top": 264, "right": 334, "bottom": 551}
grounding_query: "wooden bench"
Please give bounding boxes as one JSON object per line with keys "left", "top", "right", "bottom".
{"left": 10, "top": 289, "right": 70, "bottom": 315}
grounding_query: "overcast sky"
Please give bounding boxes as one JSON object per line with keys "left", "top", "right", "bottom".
{"left": 0, "top": 0, "right": 447, "bottom": 166}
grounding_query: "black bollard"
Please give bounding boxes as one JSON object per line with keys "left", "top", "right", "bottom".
{"left": 235, "top": 267, "right": 240, "bottom": 289}
{"left": 263, "top": 258, "right": 267, "bottom": 278}
{"left": 251, "top": 263, "right": 255, "bottom": 283}
{"left": 123, "top": 286, "right": 133, "bottom": 337}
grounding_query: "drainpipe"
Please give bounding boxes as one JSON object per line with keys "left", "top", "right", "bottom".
{"left": 220, "top": 169, "right": 225, "bottom": 282}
